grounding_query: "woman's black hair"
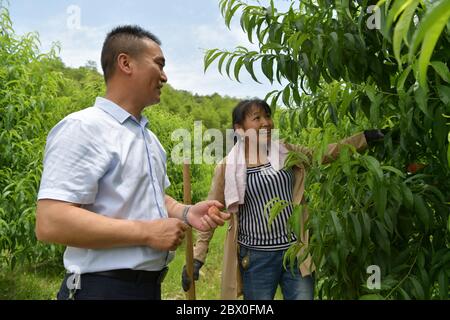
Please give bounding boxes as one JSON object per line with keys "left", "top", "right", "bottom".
{"left": 231, "top": 99, "right": 272, "bottom": 144}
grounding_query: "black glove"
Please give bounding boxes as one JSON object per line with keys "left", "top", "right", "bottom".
{"left": 181, "top": 259, "right": 204, "bottom": 292}
{"left": 364, "top": 129, "right": 385, "bottom": 145}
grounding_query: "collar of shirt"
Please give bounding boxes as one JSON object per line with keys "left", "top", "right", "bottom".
{"left": 94, "top": 97, "right": 149, "bottom": 128}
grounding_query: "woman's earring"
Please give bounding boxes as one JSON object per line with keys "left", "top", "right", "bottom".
{"left": 234, "top": 130, "right": 245, "bottom": 143}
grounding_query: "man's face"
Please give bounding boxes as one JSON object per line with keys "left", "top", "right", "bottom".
{"left": 131, "top": 39, "right": 168, "bottom": 107}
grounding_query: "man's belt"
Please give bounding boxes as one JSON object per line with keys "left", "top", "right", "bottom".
{"left": 84, "top": 267, "right": 169, "bottom": 284}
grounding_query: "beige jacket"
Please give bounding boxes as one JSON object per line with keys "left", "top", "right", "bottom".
{"left": 193, "top": 133, "right": 367, "bottom": 299}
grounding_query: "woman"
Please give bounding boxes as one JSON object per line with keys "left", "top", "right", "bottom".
{"left": 182, "top": 99, "right": 381, "bottom": 300}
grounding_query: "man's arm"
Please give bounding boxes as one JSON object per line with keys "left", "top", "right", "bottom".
{"left": 164, "top": 195, "right": 188, "bottom": 220}
{"left": 36, "top": 199, "right": 187, "bottom": 251}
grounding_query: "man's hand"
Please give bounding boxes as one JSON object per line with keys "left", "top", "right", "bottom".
{"left": 187, "top": 200, "right": 230, "bottom": 232}
{"left": 142, "top": 218, "right": 188, "bottom": 251}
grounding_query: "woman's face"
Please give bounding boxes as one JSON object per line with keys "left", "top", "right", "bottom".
{"left": 235, "top": 105, "right": 274, "bottom": 144}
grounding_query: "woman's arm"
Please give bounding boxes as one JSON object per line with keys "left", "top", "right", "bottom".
{"left": 287, "top": 132, "right": 369, "bottom": 165}
{"left": 321, "top": 132, "right": 368, "bottom": 164}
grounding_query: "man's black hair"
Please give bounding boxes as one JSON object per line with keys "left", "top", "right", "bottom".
{"left": 101, "top": 25, "right": 161, "bottom": 82}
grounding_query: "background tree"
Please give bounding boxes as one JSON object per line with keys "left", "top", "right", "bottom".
{"left": 205, "top": 0, "right": 450, "bottom": 299}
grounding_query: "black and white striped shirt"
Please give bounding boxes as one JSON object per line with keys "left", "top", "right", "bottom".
{"left": 238, "top": 163, "right": 297, "bottom": 251}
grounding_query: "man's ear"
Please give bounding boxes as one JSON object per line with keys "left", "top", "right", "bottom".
{"left": 116, "top": 53, "right": 133, "bottom": 76}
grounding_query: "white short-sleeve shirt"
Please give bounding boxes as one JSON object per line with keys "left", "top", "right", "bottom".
{"left": 38, "top": 97, "right": 174, "bottom": 273}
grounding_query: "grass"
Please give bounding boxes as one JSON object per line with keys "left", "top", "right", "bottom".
{"left": 0, "top": 265, "right": 64, "bottom": 300}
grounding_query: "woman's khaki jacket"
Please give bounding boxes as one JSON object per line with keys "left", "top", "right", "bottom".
{"left": 193, "top": 133, "right": 367, "bottom": 299}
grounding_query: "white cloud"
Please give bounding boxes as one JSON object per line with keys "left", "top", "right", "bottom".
{"left": 14, "top": 9, "right": 107, "bottom": 69}
{"left": 164, "top": 17, "right": 283, "bottom": 99}
{"left": 193, "top": 15, "right": 259, "bottom": 51}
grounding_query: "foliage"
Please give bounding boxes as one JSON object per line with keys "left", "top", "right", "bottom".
{"left": 0, "top": 5, "right": 98, "bottom": 269}
{"left": 206, "top": 0, "right": 450, "bottom": 299}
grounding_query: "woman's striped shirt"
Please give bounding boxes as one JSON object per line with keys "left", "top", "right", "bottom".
{"left": 237, "top": 163, "right": 297, "bottom": 251}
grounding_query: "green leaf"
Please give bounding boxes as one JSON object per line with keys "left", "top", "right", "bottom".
{"left": 246, "top": 15, "right": 257, "bottom": 44}
{"left": 219, "top": 0, "right": 228, "bottom": 16}
{"left": 204, "top": 49, "right": 220, "bottom": 72}
{"left": 430, "top": 61, "right": 450, "bottom": 83}
{"left": 409, "top": 0, "right": 450, "bottom": 88}
{"left": 292, "top": 85, "right": 301, "bottom": 107}
{"left": 269, "top": 23, "right": 282, "bottom": 43}
{"left": 285, "top": 59, "right": 299, "bottom": 83}
{"left": 244, "top": 57, "right": 261, "bottom": 83}
{"left": 225, "top": 1, "right": 242, "bottom": 28}
{"left": 414, "top": 87, "right": 432, "bottom": 119}
{"left": 239, "top": 9, "right": 248, "bottom": 33}
{"left": 409, "top": 0, "right": 450, "bottom": 59}
{"left": 362, "top": 212, "right": 371, "bottom": 241}
{"left": 410, "top": 276, "right": 425, "bottom": 299}
{"left": 269, "top": 90, "right": 282, "bottom": 114}
{"left": 331, "top": 211, "right": 343, "bottom": 237}
{"left": 381, "top": 166, "right": 405, "bottom": 178}
{"left": 234, "top": 56, "right": 244, "bottom": 82}
{"left": 397, "top": 65, "right": 412, "bottom": 92}
{"left": 401, "top": 184, "right": 414, "bottom": 209}
{"left": 386, "top": 0, "right": 414, "bottom": 33}
{"left": 340, "top": 146, "right": 351, "bottom": 176}
{"left": 437, "top": 85, "right": 450, "bottom": 106}
{"left": 225, "top": 54, "right": 236, "bottom": 79}
{"left": 363, "top": 155, "right": 383, "bottom": 181}
{"left": 398, "top": 287, "right": 411, "bottom": 300}
{"left": 393, "top": 0, "right": 419, "bottom": 66}
{"left": 261, "top": 55, "right": 274, "bottom": 83}
{"left": 217, "top": 52, "right": 229, "bottom": 75}
{"left": 264, "top": 198, "right": 290, "bottom": 229}
{"left": 282, "top": 85, "right": 291, "bottom": 108}
{"left": 423, "top": 184, "right": 445, "bottom": 203}
{"left": 374, "top": 187, "right": 387, "bottom": 220}
{"left": 438, "top": 270, "right": 449, "bottom": 299}
{"left": 350, "top": 214, "right": 362, "bottom": 249}
{"left": 289, "top": 205, "right": 302, "bottom": 238}
{"left": 413, "top": 194, "right": 430, "bottom": 232}
{"left": 375, "top": 220, "right": 390, "bottom": 255}
{"left": 328, "top": 104, "right": 338, "bottom": 125}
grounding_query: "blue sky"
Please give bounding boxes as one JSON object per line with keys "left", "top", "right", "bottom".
{"left": 8, "top": 0, "right": 290, "bottom": 99}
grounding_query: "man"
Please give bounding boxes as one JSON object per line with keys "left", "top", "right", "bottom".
{"left": 35, "top": 25, "right": 229, "bottom": 300}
